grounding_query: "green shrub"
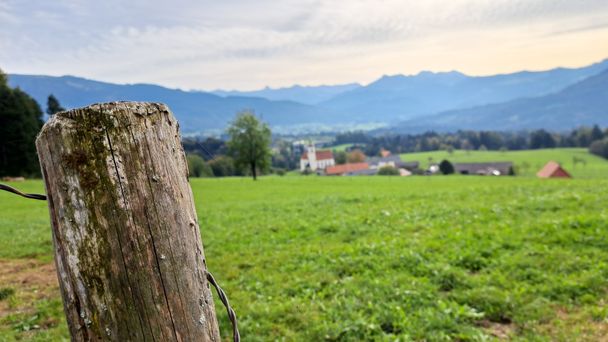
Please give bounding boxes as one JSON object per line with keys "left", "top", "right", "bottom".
{"left": 377, "top": 166, "right": 400, "bottom": 176}
{"left": 439, "top": 159, "right": 455, "bottom": 175}
{"left": 186, "top": 154, "right": 213, "bottom": 177}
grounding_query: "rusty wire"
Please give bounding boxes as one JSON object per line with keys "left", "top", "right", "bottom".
{"left": 0, "top": 182, "right": 240, "bottom": 341}
{"left": 207, "top": 271, "right": 241, "bottom": 342}
{"left": 0, "top": 183, "right": 47, "bottom": 200}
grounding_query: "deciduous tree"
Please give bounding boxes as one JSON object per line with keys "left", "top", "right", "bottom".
{"left": 334, "top": 150, "right": 347, "bottom": 164}
{"left": 227, "top": 111, "right": 271, "bottom": 180}
{"left": 347, "top": 149, "right": 366, "bottom": 163}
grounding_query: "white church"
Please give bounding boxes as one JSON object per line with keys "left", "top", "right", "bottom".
{"left": 300, "top": 144, "right": 335, "bottom": 171}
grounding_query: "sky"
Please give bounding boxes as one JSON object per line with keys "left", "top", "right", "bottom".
{"left": 1, "top": 0, "right": 608, "bottom": 91}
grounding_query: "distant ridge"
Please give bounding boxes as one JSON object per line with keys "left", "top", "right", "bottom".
{"left": 8, "top": 58, "right": 608, "bottom": 134}
{"left": 212, "top": 83, "right": 361, "bottom": 105}
{"left": 321, "top": 59, "right": 608, "bottom": 122}
{"left": 7, "top": 74, "right": 335, "bottom": 134}
{"left": 393, "top": 68, "right": 608, "bottom": 132}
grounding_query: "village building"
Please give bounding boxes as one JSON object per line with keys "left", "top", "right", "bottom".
{"left": 367, "top": 155, "right": 403, "bottom": 169}
{"left": 454, "top": 162, "right": 514, "bottom": 176}
{"left": 325, "top": 162, "right": 369, "bottom": 176}
{"left": 300, "top": 144, "right": 335, "bottom": 171}
{"left": 366, "top": 155, "right": 419, "bottom": 171}
{"left": 345, "top": 168, "right": 378, "bottom": 176}
{"left": 399, "top": 168, "right": 412, "bottom": 176}
{"left": 426, "top": 163, "right": 440, "bottom": 175}
{"left": 380, "top": 149, "right": 391, "bottom": 158}
{"left": 537, "top": 161, "right": 572, "bottom": 178}
{"left": 401, "top": 161, "right": 420, "bottom": 171}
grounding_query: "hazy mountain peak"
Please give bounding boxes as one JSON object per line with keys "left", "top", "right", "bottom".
{"left": 211, "top": 82, "right": 361, "bottom": 105}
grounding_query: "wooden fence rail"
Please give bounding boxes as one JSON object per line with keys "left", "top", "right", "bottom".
{"left": 36, "top": 102, "right": 221, "bottom": 341}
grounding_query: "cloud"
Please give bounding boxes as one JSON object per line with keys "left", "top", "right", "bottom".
{"left": 1, "top": 0, "right": 608, "bottom": 89}
{"left": 548, "top": 21, "right": 608, "bottom": 36}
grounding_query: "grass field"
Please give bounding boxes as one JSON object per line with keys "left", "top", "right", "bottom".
{"left": 328, "top": 143, "right": 356, "bottom": 152}
{"left": 2, "top": 174, "right": 608, "bottom": 340}
{"left": 400, "top": 148, "right": 608, "bottom": 178}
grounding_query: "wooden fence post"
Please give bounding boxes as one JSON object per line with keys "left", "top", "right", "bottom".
{"left": 36, "top": 102, "right": 221, "bottom": 341}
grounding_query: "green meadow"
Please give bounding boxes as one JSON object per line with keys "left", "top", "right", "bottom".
{"left": 1, "top": 150, "right": 608, "bottom": 341}
{"left": 328, "top": 143, "right": 359, "bottom": 152}
{"left": 400, "top": 148, "right": 608, "bottom": 178}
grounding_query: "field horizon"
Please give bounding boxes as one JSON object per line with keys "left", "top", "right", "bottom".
{"left": 399, "top": 148, "right": 608, "bottom": 178}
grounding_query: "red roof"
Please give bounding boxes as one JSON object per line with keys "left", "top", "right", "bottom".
{"left": 301, "top": 150, "right": 334, "bottom": 161}
{"left": 326, "top": 162, "right": 369, "bottom": 175}
{"left": 537, "top": 161, "right": 572, "bottom": 178}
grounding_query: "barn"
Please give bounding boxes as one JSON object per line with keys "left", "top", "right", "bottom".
{"left": 453, "top": 162, "right": 514, "bottom": 176}
{"left": 537, "top": 161, "right": 572, "bottom": 178}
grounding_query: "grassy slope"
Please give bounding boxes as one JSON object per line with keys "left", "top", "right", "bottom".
{"left": 2, "top": 177, "right": 608, "bottom": 340}
{"left": 400, "top": 148, "right": 608, "bottom": 178}
{"left": 328, "top": 143, "right": 355, "bottom": 152}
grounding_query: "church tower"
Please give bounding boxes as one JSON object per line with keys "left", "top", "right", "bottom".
{"left": 307, "top": 144, "right": 317, "bottom": 170}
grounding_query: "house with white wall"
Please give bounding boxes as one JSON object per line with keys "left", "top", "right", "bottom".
{"left": 300, "top": 144, "right": 335, "bottom": 171}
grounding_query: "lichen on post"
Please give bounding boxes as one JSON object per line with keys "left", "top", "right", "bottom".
{"left": 36, "top": 102, "right": 221, "bottom": 341}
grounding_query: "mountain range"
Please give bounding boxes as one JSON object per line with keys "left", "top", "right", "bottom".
{"left": 395, "top": 68, "right": 608, "bottom": 132}
{"left": 8, "top": 58, "right": 608, "bottom": 134}
{"left": 212, "top": 83, "right": 360, "bottom": 105}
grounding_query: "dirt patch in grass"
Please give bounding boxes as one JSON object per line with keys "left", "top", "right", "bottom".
{"left": 0, "top": 259, "right": 59, "bottom": 318}
{"left": 532, "top": 307, "right": 608, "bottom": 341}
{"left": 479, "top": 320, "right": 514, "bottom": 339}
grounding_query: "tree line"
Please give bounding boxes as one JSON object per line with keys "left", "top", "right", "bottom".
{"left": 334, "top": 127, "right": 608, "bottom": 159}
{"left": 0, "top": 69, "right": 44, "bottom": 177}
{"left": 1, "top": 69, "right": 91, "bottom": 177}
{"left": 184, "top": 125, "right": 608, "bottom": 178}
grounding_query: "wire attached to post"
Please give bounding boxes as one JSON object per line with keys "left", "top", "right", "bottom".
{"left": 207, "top": 270, "right": 241, "bottom": 342}
{"left": 0, "top": 183, "right": 47, "bottom": 200}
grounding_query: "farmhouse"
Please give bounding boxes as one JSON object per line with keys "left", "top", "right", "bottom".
{"left": 454, "top": 162, "right": 514, "bottom": 176}
{"left": 367, "top": 155, "right": 402, "bottom": 169}
{"left": 325, "top": 162, "right": 369, "bottom": 176}
{"left": 537, "top": 161, "right": 571, "bottom": 178}
{"left": 366, "top": 156, "right": 420, "bottom": 171}
{"left": 346, "top": 168, "right": 378, "bottom": 176}
{"left": 401, "top": 161, "right": 420, "bottom": 171}
{"left": 300, "top": 145, "right": 335, "bottom": 171}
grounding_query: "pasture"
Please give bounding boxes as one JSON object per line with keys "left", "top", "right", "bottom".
{"left": 1, "top": 175, "right": 608, "bottom": 341}
{"left": 400, "top": 148, "right": 608, "bottom": 178}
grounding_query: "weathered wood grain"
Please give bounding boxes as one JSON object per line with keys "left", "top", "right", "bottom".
{"left": 36, "top": 102, "right": 220, "bottom": 341}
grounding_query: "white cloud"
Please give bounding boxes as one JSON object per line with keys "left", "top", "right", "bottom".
{"left": 1, "top": 0, "right": 608, "bottom": 89}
